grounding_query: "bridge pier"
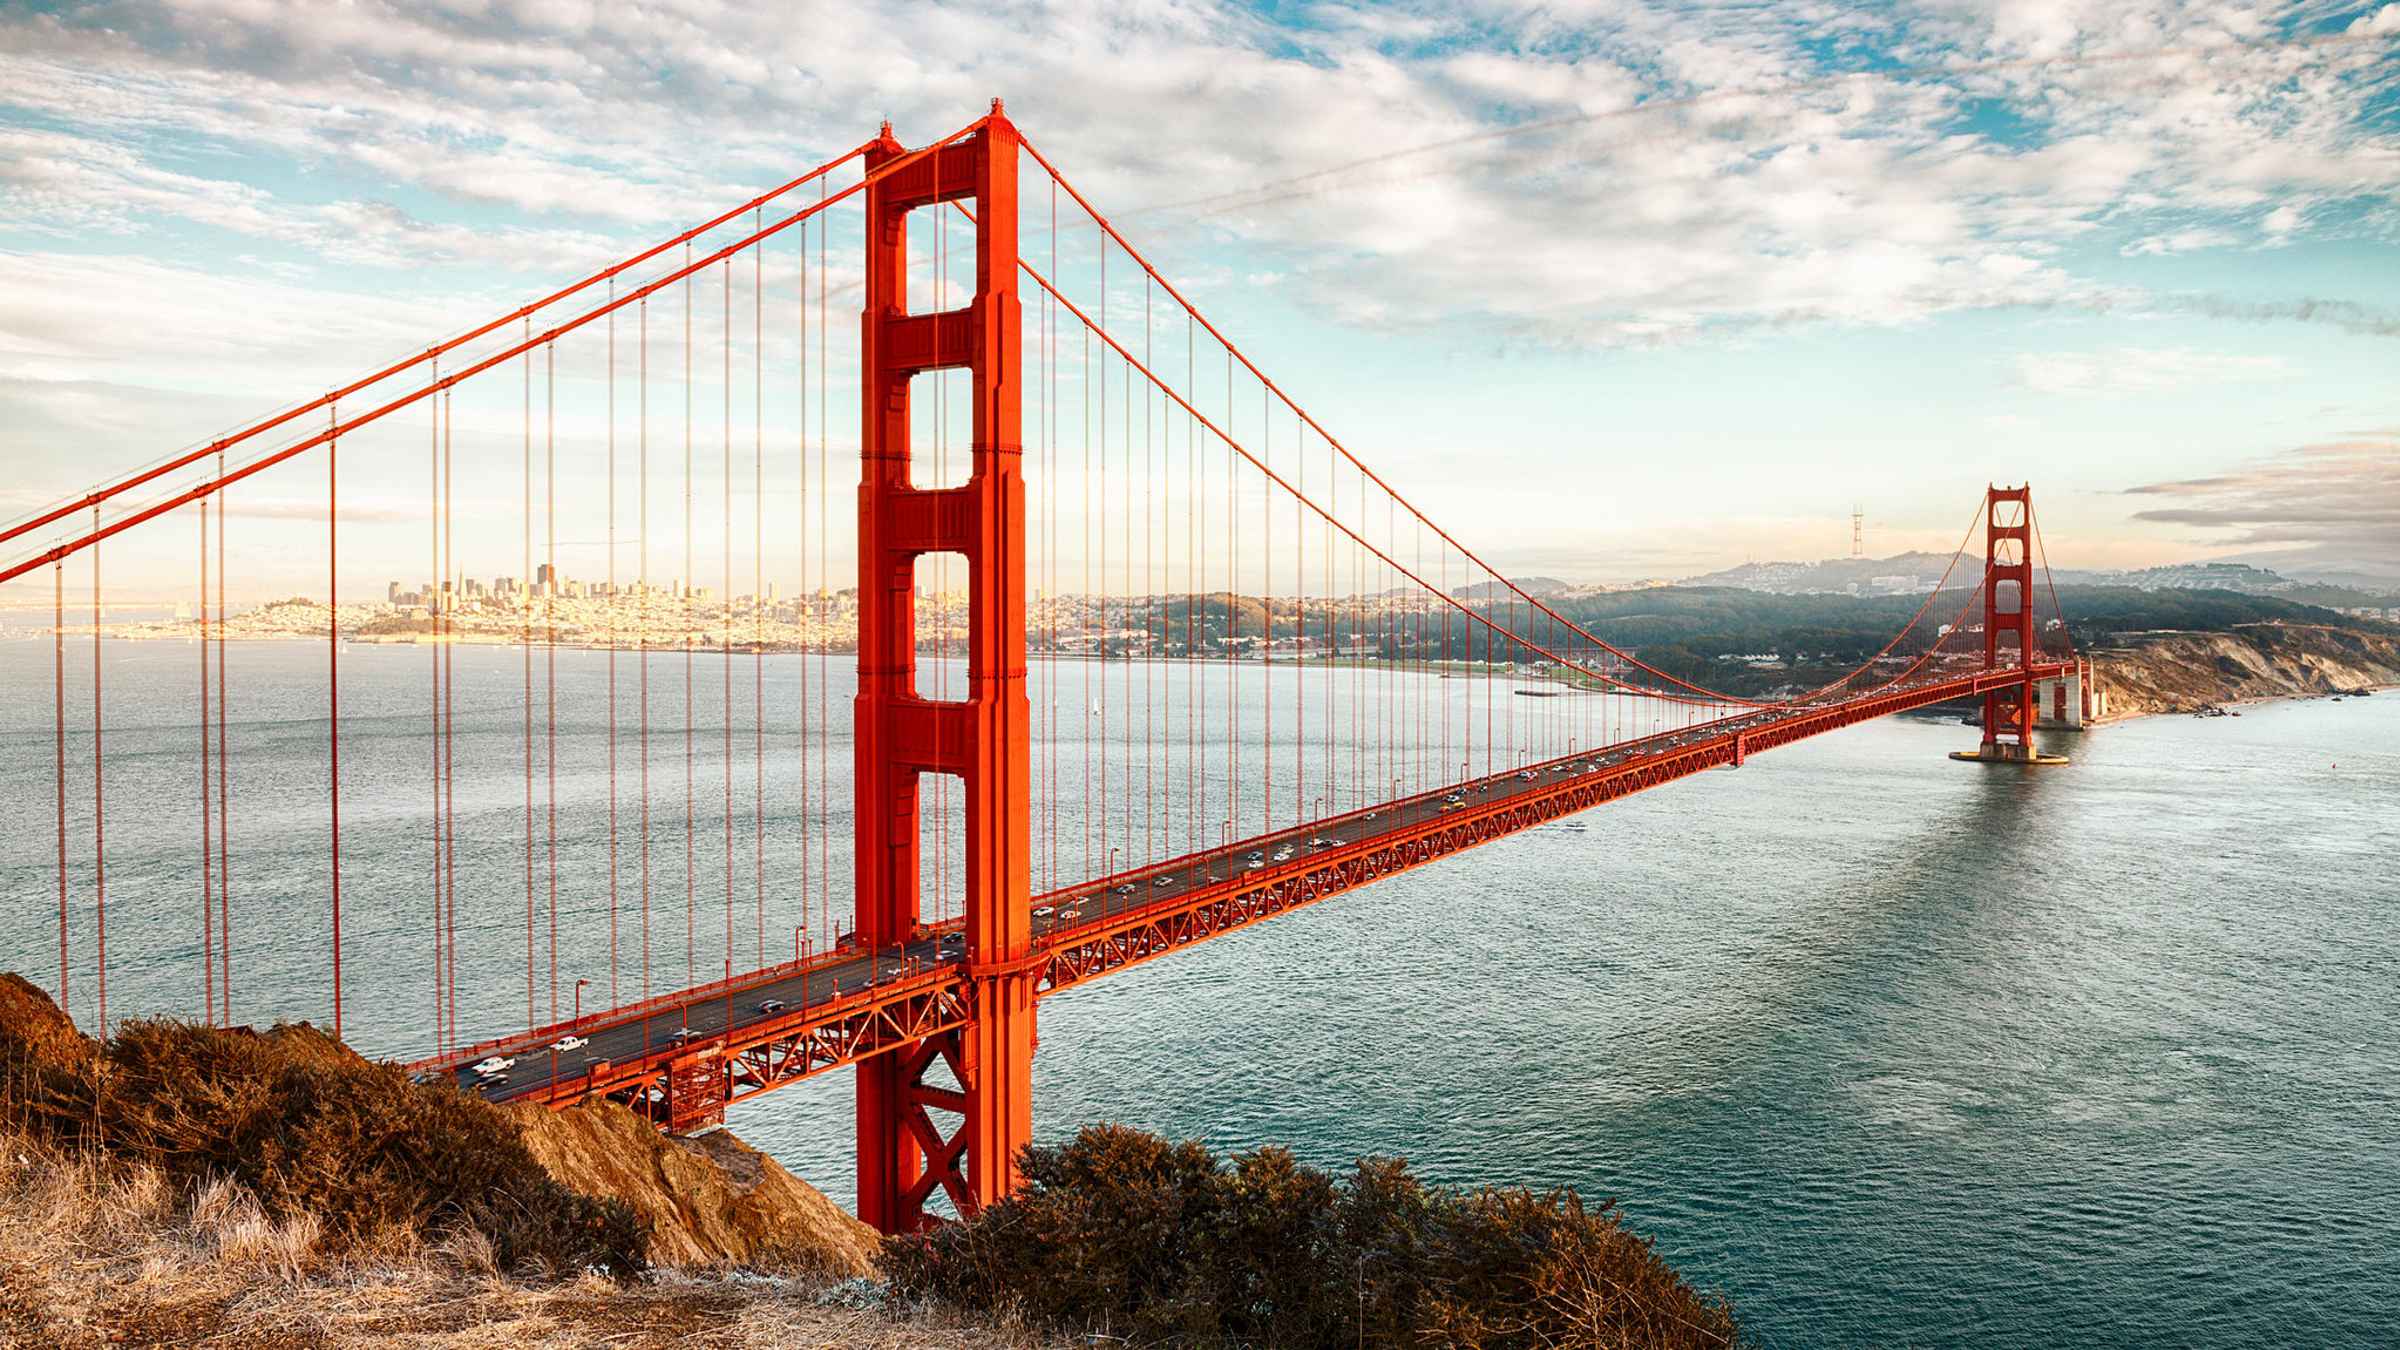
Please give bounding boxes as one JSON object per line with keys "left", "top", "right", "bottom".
{"left": 853, "top": 106, "right": 1034, "bottom": 1231}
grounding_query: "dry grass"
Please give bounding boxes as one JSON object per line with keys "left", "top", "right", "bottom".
{"left": 0, "top": 1132, "right": 1063, "bottom": 1349}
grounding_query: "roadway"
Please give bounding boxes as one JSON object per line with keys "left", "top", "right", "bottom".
{"left": 437, "top": 662, "right": 2032, "bottom": 1107}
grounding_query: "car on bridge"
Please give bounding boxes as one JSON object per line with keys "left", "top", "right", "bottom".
{"left": 550, "top": 1035, "right": 588, "bottom": 1053}
{"left": 472, "top": 1056, "right": 514, "bottom": 1076}
{"left": 757, "top": 999, "right": 786, "bottom": 1014}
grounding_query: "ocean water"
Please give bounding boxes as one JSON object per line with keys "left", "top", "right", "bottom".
{"left": 3, "top": 638, "right": 2395, "bottom": 1346}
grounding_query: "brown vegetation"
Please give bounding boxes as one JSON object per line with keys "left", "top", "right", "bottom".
{"left": 0, "top": 981, "right": 1736, "bottom": 1346}
{"left": 0, "top": 976, "right": 1060, "bottom": 1347}
{"left": 0, "top": 1128, "right": 1060, "bottom": 1348}
{"left": 885, "top": 1123, "right": 1740, "bottom": 1349}
{"left": 0, "top": 978, "right": 643, "bottom": 1277}
{"left": 512, "top": 1097, "right": 880, "bottom": 1276}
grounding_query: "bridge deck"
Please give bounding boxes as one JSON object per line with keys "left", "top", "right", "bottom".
{"left": 418, "top": 662, "right": 2066, "bottom": 1126}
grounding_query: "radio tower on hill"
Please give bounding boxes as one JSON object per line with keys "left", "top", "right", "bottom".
{"left": 1851, "top": 504, "right": 1864, "bottom": 558}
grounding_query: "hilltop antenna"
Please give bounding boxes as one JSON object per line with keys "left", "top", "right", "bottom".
{"left": 1851, "top": 504, "right": 1864, "bottom": 559}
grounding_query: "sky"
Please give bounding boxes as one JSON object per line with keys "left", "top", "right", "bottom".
{"left": 2, "top": 0, "right": 2397, "bottom": 598}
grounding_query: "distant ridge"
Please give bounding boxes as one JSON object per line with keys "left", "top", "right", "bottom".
{"left": 1680, "top": 552, "right": 2399, "bottom": 605}
{"left": 1451, "top": 575, "right": 1672, "bottom": 601}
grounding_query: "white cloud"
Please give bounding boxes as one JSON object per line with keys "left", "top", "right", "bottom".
{"left": 0, "top": 0, "right": 2391, "bottom": 351}
{"left": 2121, "top": 227, "right": 2241, "bottom": 256}
{"left": 2013, "top": 346, "right": 2290, "bottom": 394}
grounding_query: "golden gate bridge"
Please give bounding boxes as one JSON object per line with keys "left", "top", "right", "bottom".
{"left": 0, "top": 103, "right": 2083, "bottom": 1232}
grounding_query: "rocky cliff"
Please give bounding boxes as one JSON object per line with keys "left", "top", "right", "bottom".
{"left": 512, "top": 1098, "right": 880, "bottom": 1276}
{"left": 2091, "top": 623, "right": 2400, "bottom": 719}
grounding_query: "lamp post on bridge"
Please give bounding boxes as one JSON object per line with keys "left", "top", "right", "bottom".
{"left": 573, "top": 978, "right": 588, "bottom": 1026}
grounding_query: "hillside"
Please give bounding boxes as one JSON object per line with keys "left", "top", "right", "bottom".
{"left": 1515, "top": 583, "right": 2394, "bottom": 700}
{"left": 0, "top": 976, "right": 1038, "bottom": 1347}
{"left": 2091, "top": 625, "right": 2400, "bottom": 718}
{"left": 0, "top": 981, "right": 1738, "bottom": 1348}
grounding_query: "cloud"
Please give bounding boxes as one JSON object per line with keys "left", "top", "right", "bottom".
{"left": 2122, "top": 434, "right": 2400, "bottom": 569}
{"left": 2014, "top": 346, "right": 2289, "bottom": 393}
{"left": 0, "top": 0, "right": 2391, "bottom": 351}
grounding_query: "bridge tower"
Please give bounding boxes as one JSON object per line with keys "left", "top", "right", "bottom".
{"left": 1955, "top": 484, "right": 2065, "bottom": 765}
{"left": 854, "top": 106, "right": 1034, "bottom": 1231}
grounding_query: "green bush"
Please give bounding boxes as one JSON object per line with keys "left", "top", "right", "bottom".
{"left": 885, "top": 1124, "right": 1737, "bottom": 1348}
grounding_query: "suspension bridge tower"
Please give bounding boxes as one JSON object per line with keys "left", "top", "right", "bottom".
{"left": 1954, "top": 484, "right": 2068, "bottom": 765}
{"left": 854, "top": 104, "right": 1035, "bottom": 1230}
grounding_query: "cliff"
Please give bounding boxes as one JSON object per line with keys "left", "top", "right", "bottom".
{"left": 0, "top": 977, "right": 876, "bottom": 1279}
{"left": 511, "top": 1097, "right": 880, "bottom": 1276}
{"left": 2090, "top": 622, "right": 2400, "bottom": 719}
{"left": 0, "top": 976, "right": 1061, "bottom": 1347}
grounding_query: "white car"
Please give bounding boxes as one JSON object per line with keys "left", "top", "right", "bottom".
{"left": 668, "top": 1027, "right": 700, "bottom": 1042}
{"left": 1115, "top": 882, "right": 1136, "bottom": 894}
{"left": 1058, "top": 906, "right": 1082, "bottom": 921}
{"left": 549, "top": 1036, "right": 588, "bottom": 1053}
{"left": 1032, "top": 904, "right": 1054, "bottom": 918}
{"left": 472, "top": 1056, "right": 515, "bottom": 1076}
{"left": 1154, "top": 876, "right": 1175, "bottom": 888}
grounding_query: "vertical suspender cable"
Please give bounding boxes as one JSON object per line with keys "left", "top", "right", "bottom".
{"left": 753, "top": 210, "right": 765, "bottom": 969}
{"left": 218, "top": 454, "right": 232, "bottom": 1023}
{"left": 815, "top": 184, "right": 830, "bottom": 945}
{"left": 429, "top": 361, "right": 442, "bottom": 1048}
{"left": 801, "top": 212, "right": 820, "bottom": 946}
{"left": 609, "top": 285, "right": 620, "bottom": 1007}
{"left": 329, "top": 404, "right": 343, "bottom": 1042}
{"left": 92, "top": 506, "right": 106, "bottom": 1037}
{"left": 441, "top": 391, "right": 456, "bottom": 1047}
{"left": 200, "top": 498, "right": 213, "bottom": 1024}
{"left": 722, "top": 256, "right": 734, "bottom": 968}
{"left": 640, "top": 295, "right": 652, "bottom": 1001}
{"left": 54, "top": 560, "right": 67, "bottom": 1010}
{"left": 523, "top": 320, "right": 536, "bottom": 1033}
{"left": 546, "top": 343, "right": 559, "bottom": 1023}
{"left": 685, "top": 244, "right": 696, "bottom": 990}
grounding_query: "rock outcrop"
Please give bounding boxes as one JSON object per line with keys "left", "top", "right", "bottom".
{"left": 0, "top": 973, "right": 88, "bottom": 1073}
{"left": 511, "top": 1098, "right": 881, "bottom": 1276}
{"left": 2091, "top": 623, "right": 2400, "bottom": 719}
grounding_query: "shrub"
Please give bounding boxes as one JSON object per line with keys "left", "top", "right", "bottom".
{"left": 0, "top": 989, "right": 643, "bottom": 1279}
{"left": 885, "top": 1123, "right": 1737, "bottom": 1348}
